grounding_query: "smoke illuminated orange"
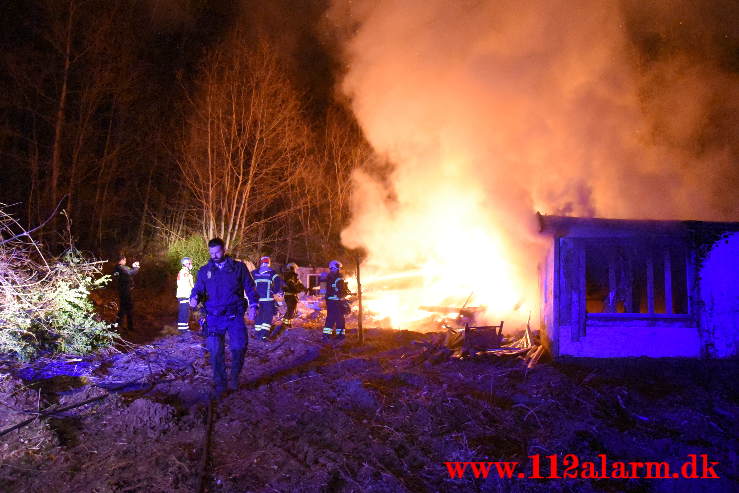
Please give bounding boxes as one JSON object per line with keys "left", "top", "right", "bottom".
{"left": 332, "top": 0, "right": 738, "bottom": 330}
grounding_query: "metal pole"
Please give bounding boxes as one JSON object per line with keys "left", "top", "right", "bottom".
{"left": 356, "top": 255, "right": 364, "bottom": 345}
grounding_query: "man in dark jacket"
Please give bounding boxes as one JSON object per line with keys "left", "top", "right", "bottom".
{"left": 320, "top": 260, "right": 350, "bottom": 340}
{"left": 282, "top": 262, "right": 305, "bottom": 328}
{"left": 190, "top": 238, "right": 258, "bottom": 398}
{"left": 114, "top": 254, "right": 140, "bottom": 332}
{"left": 252, "top": 256, "right": 283, "bottom": 340}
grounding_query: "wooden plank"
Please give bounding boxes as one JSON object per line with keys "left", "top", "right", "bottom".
{"left": 685, "top": 252, "right": 695, "bottom": 316}
{"left": 570, "top": 243, "right": 581, "bottom": 341}
{"left": 572, "top": 242, "right": 586, "bottom": 340}
{"left": 356, "top": 256, "right": 364, "bottom": 345}
{"left": 558, "top": 238, "right": 574, "bottom": 343}
{"left": 607, "top": 255, "right": 616, "bottom": 313}
{"left": 578, "top": 245, "right": 587, "bottom": 338}
{"left": 664, "top": 249, "right": 673, "bottom": 314}
{"left": 552, "top": 239, "right": 560, "bottom": 357}
{"left": 624, "top": 256, "right": 634, "bottom": 313}
{"left": 647, "top": 256, "right": 655, "bottom": 314}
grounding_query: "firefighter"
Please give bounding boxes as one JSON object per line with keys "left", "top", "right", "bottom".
{"left": 176, "top": 257, "right": 194, "bottom": 330}
{"left": 251, "top": 256, "right": 284, "bottom": 341}
{"left": 282, "top": 262, "right": 306, "bottom": 327}
{"left": 321, "top": 260, "right": 350, "bottom": 340}
{"left": 190, "top": 238, "right": 258, "bottom": 398}
{"left": 114, "top": 253, "right": 140, "bottom": 332}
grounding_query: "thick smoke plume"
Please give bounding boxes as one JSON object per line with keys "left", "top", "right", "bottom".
{"left": 328, "top": 0, "right": 738, "bottom": 327}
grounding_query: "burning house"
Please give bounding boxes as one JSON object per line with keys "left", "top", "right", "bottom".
{"left": 538, "top": 214, "right": 739, "bottom": 358}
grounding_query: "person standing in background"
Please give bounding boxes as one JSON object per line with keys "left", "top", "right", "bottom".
{"left": 282, "top": 262, "right": 305, "bottom": 328}
{"left": 320, "top": 260, "right": 350, "bottom": 341}
{"left": 176, "top": 257, "right": 194, "bottom": 330}
{"left": 114, "top": 253, "right": 140, "bottom": 332}
{"left": 251, "top": 256, "right": 284, "bottom": 341}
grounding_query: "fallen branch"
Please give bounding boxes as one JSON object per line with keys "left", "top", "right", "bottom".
{"left": 0, "top": 393, "right": 107, "bottom": 438}
{"left": 0, "top": 376, "right": 153, "bottom": 438}
{"left": 526, "top": 346, "right": 545, "bottom": 368}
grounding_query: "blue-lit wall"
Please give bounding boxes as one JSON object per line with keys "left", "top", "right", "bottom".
{"left": 539, "top": 229, "right": 739, "bottom": 358}
{"left": 698, "top": 232, "right": 739, "bottom": 357}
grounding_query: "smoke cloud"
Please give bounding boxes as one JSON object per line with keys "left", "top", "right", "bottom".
{"left": 328, "top": 0, "right": 738, "bottom": 326}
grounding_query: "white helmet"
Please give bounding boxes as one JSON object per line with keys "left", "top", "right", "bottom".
{"left": 329, "top": 260, "right": 342, "bottom": 271}
{"left": 181, "top": 257, "right": 192, "bottom": 265}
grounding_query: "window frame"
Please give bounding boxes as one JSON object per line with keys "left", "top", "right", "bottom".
{"left": 579, "top": 237, "right": 694, "bottom": 321}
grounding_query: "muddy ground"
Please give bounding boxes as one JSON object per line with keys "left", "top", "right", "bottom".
{"left": 1, "top": 316, "right": 737, "bottom": 493}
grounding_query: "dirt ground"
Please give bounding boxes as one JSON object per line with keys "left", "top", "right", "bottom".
{"left": 1, "top": 311, "right": 737, "bottom": 493}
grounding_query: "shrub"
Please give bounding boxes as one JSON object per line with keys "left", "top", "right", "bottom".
{"left": 166, "top": 234, "right": 209, "bottom": 275}
{"left": 0, "top": 208, "right": 118, "bottom": 360}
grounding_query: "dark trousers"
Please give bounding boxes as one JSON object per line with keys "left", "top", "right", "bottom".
{"left": 205, "top": 314, "right": 247, "bottom": 391}
{"left": 177, "top": 298, "right": 190, "bottom": 330}
{"left": 255, "top": 300, "right": 275, "bottom": 338}
{"left": 117, "top": 293, "right": 134, "bottom": 331}
{"left": 284, "top": 295, "right": 298, "bottom": 322}
{"left": 323, "top": 300, "right": 345, "bottom": 336}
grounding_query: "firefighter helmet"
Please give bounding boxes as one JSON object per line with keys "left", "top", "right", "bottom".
{"left": 181, "top": 257, "right": 192, "bottom": 265}
{"left": 285, "top": 262, "right": 298, "bottom": 272}
{"left": 329, "top": 260, "right": 342, "bottom": 271}
{"left": 260, "top": 256, "right": 271, "bottom": 265}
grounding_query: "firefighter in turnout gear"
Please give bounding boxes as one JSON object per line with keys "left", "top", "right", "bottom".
{"left": 321, "top": 260, "right": 350, "bottom": 340}
{"left": 252, "top": 256, "right": 284, "bottom": 340}
{"left": 176, "top": 257, "right": 194, "bottom": 330}
{"left": 282, "top": 262, "right": 305, "bottom": 327}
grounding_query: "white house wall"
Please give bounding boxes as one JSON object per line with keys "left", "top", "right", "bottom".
{"left": 540, "top": 242, "right": 557, "bottom": 355}
{"left": 558, "top": 324, "right": 701, "bottom": 357}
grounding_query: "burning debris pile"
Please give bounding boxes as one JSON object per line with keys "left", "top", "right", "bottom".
{"left": 411, "top": 312, "right": 544, "bottom": 368}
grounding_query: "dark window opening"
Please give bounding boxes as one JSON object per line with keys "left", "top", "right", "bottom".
{"left": 584, "top": 240, "right": 688, "bottom": 315}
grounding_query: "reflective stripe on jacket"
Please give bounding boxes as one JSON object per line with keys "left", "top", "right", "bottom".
{"left": 252, "top": 268, "right": 284, "bottom": 302}
{"left": 323, "top": 271, "right": 348, "bottom": 301}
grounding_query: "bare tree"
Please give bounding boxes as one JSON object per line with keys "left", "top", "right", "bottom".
{"left": 291, "top": 107, "right": 372, "bottom": 263}
{"left": 178, "top": 32, "right": 309, "bottom": 255}
{"left": 1, "top": 0, "right": 149, "bottom": 249}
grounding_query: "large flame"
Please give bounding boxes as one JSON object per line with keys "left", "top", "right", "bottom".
{"left": 331, "top": 0, "right": 738, "bottom": 330}
{"left": 342, "top": 156, "right": 540, "bottom": 329}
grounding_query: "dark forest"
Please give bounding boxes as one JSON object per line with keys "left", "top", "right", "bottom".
{"left": 0, "top": 0, "right": 372, "bottom": 264}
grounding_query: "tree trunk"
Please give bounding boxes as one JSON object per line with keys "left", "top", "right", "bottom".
{"left": 50, "top": 0, "right": 75, "bottom": 236}
{"left": 137, "top": 166, "right": 154, "bottom": 247}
